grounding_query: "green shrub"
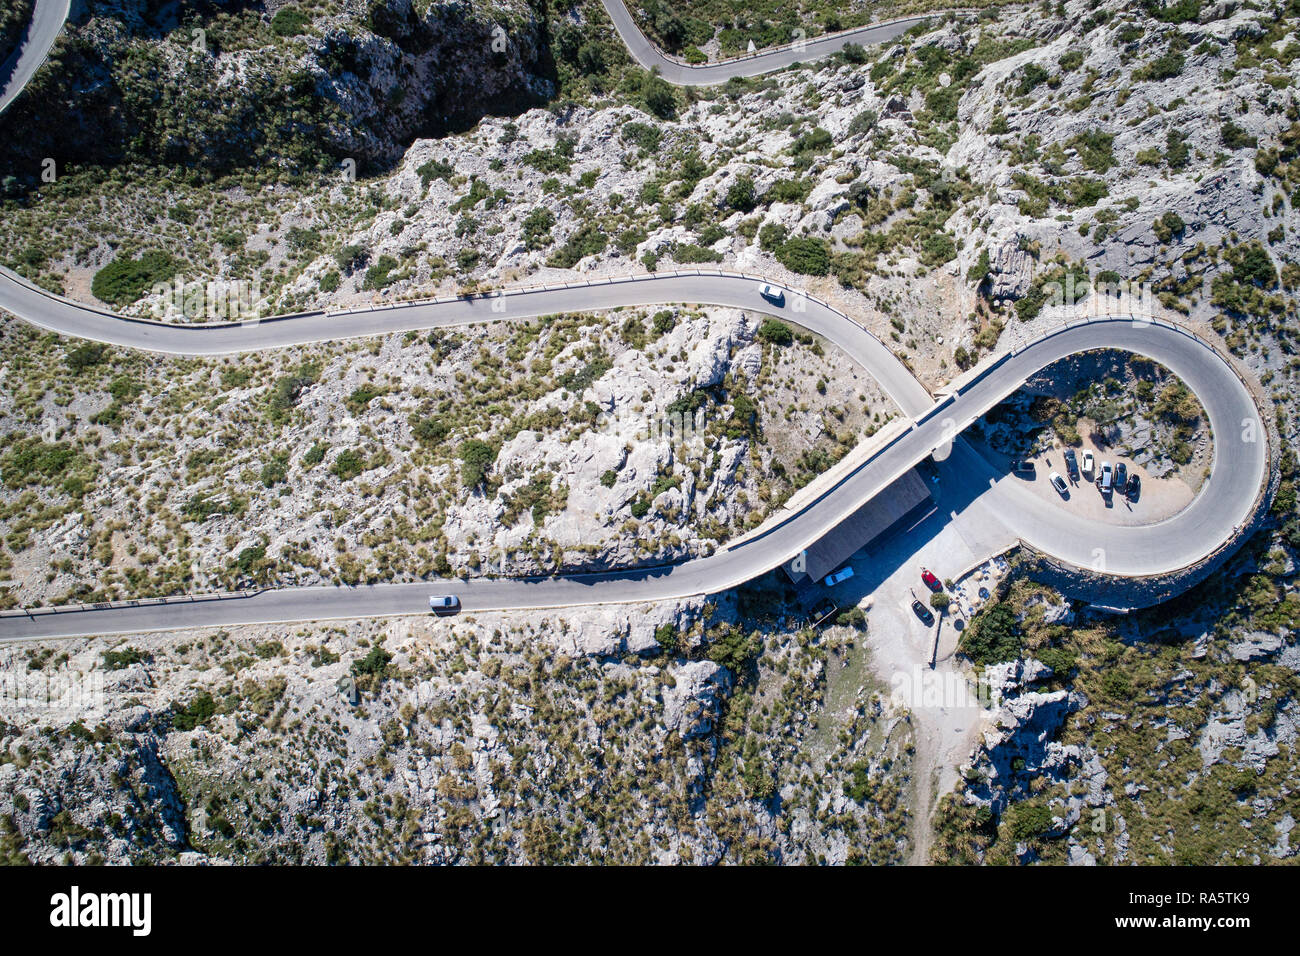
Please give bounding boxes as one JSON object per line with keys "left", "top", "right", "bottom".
{"left": 1221, "top": 121, "right": 1257, "bottom": 151}
{"left": 363, "top": 255, "right": 400, "bottom": 290}
{"left": 708, "top": 624, "right": 760, "bottom": 672}
{"left": 91, "top": 251, "right": 179, "bottom": 306}
{"left": 267, "top": 362, "right": 320, "bottom": 423}
{"left": 411, "top": 415, "right": 449, "bottom": 445}
{"left": 1134, "top": 50, "right": 1184, "bottom": 81}
{"left": 235, "top": 544, "right": 267, "bottom": 576}
{"left": 757, "top": 319, "right": 794, "bottom": 346}
{"left": 1226, "top": 241, "right": 1277, "bottom": 286}
{"left": 1148, "top": 0, "right": 1202, "bottom": 23}
{"left": 766, "top": 178, "right": 813, "bottom": 204}
{"left": 759, "top": 223, "right": 789, "bottom": 252}
{"left": 286, "top": 226, "right": 320, "bottom": 251}
{"left": 102, "top": 647, "right": 151, "bottom": 670}
{"left": 959, "top": 602, "right": 1021, "bottom": 665}
{"left": 1015, "top": 63, "right": 1050, "bottom": 96}
{"left": 791, "top": 127, "right": 833, "bottom": 156}
{"left": 352, "top": 645, "right": 392, "bottom": 679}
{"left": 1153, "top": 211, "right": 1185, "bottom": 243}
{"left": 1065, "top": 177, "right": 1108, "bottom": 208}
{"left": 641, "top": 74, "right": 677, "bottom": 119}
{"left": 260, "top": 457, "right": 287, "bottom": 487}
{"left": 1008, "top": 802, "right": 1054, "bottom": 840}
{"left": 173, "top": 691, "right": 216, "bottom": 731}
{"left": 729, "top": 392, "right": 759, "bottom": 437}
{"left": 336, "top": 245, "right": 368, "bottom": 273}
{"left": 417, "top": 158, "right": 455, "bottom": 188}
{"left": 839, "top": 42, "right": 868, "bottom": 64}
{"left": 558, "top": 353, "right": 612, "bottom": 394}
{"left": 270, "top": 7, "right": 310, "bottom": 37}
{"left": 1165, "top": 129, "right": 1190, "bottom": 168}
{"left": 547, "top": 223, "right": 607, "bottom": 268}
{"left": 0, "top": 437, "right": 88, "bottom": 493}
{"left": 621, "top": 122, "right": 662, "bottom": 153}
{"left": 66, "top": 343, "right": 107, "bottom": 373}
{"left": 653, "top": 623, "right": 679, "bottom": 652}
{"left": 1070, "top": 129, "right": 1116, "bottom": 173}
{"left": 726, "top": 176, "right": 757, "bottom": 212}
{"left": 522, "top": 207, "right": 555, "bottom": 250}
{"left": 459, "top": 439, "right": 496, "bottom": 487}
{"left": 848, "top": 109, "right": 878, "bottom": 137}
{"left": 776, "top": 237, "right": 830, "bottom": 275}
{"left": 673, "top": 242, "right": 722, "bottom": 263}
{"left": 1058, "top": 50, "right": 1085, "bottom": 71}
{"left": 524, "top": 135, "right": 576, "bottom": 174}
{"left": 921, "top": 232, "right": 957, "bottom": 266}
{"left": 346, "top": 384, "right": 383, "bottom": 414}
{"left": 331, "top": 449, "right": 365, "bottom": 481}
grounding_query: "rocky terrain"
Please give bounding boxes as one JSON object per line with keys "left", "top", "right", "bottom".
{"left": 0, "top": 301, "right": 888, "bottom": 608}
{"left": 933, "top": 567, "right": 1300, "bottom": 864}
{"left": 0, "top": 0, "right": 556, "bottom": 177}
{"left": 0, "top": 590, "right": 911, "bottom": 864}
{"left": 1, "top": 0, "right": 1299, "bottom": 864}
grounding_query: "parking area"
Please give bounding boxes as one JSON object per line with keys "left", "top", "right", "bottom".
{"left": 975, "top": 436, "right": 1195, "bottom": 526}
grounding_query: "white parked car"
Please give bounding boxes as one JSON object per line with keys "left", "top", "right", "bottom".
{"left": 1049, "top": 471, "right": 1069, "bottom": 497}
{"left": 428, "top": 594, "right": 461, "bottom": 612}
{"left": 824, "top": 566, "right": 855, "bottom": 587}
{"left": 759, "top": 283, "right": 786, "bottom": 306}
{"left": 1099, "top": 461, "right": 1113, "bottom": 493}
{"left": 1081, "top": 450, "right": 1094, "bottom": 476}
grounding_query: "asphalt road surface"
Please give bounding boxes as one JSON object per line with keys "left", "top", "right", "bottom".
{"left": 0, "top": 0, "right": 68, "bottom": 115}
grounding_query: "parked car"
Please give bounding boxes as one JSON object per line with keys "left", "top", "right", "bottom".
{"left": 1127, "top": 473, "right": 1141, "bottom": 499}
{"left": 911, "top": 599, "right": 935, "bottom": 626}
{"left": 1099, "top": 461, "right": 1113, "bottom": 493}
{"left": 1011, "top": 458, "right": 1035, "bottom": 475}
{"left": 1082, "top": 450, "right": 1095, "bottom": 476}
{"left": 1063, "top": 448, "right": 1078, "bottom": 480}
{"left": 824, "top": 566, "right": 855, "bottom": 587}
{"left": 1050, "top": 471, "right": 1070, "bottom": 497}
{"left": 759, "top": 283, "right": 786, "bottom": 307}
{"left": 921, "top": 568, "right": 942, "bottom": 592}
{"left": 1115, "top": 462, "right": 1127, "bottom": 491}
{"left": 429, "top": 594, "right": 461, "bottom": 613}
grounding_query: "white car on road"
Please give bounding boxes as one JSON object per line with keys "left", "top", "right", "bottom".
{"left": 429, "top": 595, "right": 461, "bottom": 612}
{"left": 759, "top": 284, "right": 786, "bottom": 307}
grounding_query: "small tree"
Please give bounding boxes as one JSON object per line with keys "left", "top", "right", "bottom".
{"left": 757, "top": 318, "right": 793, "bottom": 346}
{"left": 459, "top": 439, "right": 496, "bottom": 488}
{"left": 726, "top": 175, "right": 757, "bottom": 212}
{"left": 930, "top": 592, "right": 952, "bottom": 613}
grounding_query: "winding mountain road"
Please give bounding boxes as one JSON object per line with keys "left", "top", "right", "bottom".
{"left": 600, "top": 0, "right": 939, "bottom": 85}
{"left": 0, "top": 0, "right": 67, "bottom": 115}
{"left": 0, "top": 3, "right": 1272, "bottom": 640}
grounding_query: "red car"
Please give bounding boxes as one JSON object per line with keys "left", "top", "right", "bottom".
{"left": 921, "top": 569, "right": 942, "bottom": 593}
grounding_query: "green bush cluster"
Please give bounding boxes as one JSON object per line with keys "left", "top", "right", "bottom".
{"left": 91, "top": 251, "right": 180, "bottom": 306}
